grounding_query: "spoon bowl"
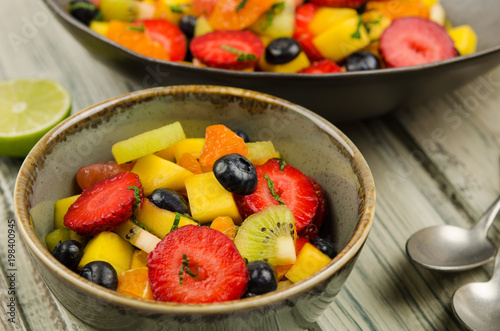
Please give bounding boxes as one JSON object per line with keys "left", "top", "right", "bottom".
{"left": 452, "top": 250, "right": 500, "bottom": 331}
{"left": 406, "top": 197, "right": 500, "bottom": 271}
{"left": 406, "top": 225, "right": 496, "bottom": 271}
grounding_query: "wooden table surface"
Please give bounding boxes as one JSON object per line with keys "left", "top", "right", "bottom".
{"left": 2, "top": 0, "right": 500, "bottom": 330}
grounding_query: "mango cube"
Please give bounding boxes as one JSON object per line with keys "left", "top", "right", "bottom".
{"left": 194, "top": 15, "right": 213, "bottom": 37}
{"left": 112, "top": 121, "right": 186, "bottom": 164}
{"left": 246, "top": 141, "right": 280, "bottom": 165}
{"left": 185, "top": 172, "right": 242, "bottom": 224}
{"left": 448, "top": 25, "right": 477, "bottom": 55}
{"left": 132, "top": 154, "right": 193, "bottom": 195}
{"left": 361, "top": 11, "right": 392, "bottom": 41}
{"left": 130, "top": 250, "right": 149, "bottom": 269}
{"left": 54, "top": 194, "right": 80, "bottom": 229}
{"left": 154, "top": 146, "right": 176, "bottom": 162}
{"left": 313, "top": 16, "right": 371, "bottom": 62}
{"left": 78, "top": 231, "right": 134, "bottom": 275}
{"left": 258, "top": 51, "right": 311, "bottom": 73}
{"left": 285, "top": 243, "right": 331, "bottom": 283}
{"left": 309, "top": 7, "right": 358, "bottom": 36}
{"left": 172, "top": 138, "right": 205, "bottom": 161}
{"left": 136, "top": 199, "right": 197, "bottom": 238}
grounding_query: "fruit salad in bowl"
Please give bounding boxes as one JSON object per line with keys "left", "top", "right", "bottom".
{"left": 15, "top": 85, "right": 374, "bottom": 329}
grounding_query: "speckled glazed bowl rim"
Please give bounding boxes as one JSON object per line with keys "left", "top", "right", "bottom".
{"left": 43, "top": 0, "right": 500, "bottom": 79}
{"left": 14, "top": 85, "right": 376, "bottom": 316}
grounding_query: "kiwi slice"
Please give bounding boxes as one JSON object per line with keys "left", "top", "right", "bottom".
{"left": 234, "top": 205, "right": 297, "bottom": 266}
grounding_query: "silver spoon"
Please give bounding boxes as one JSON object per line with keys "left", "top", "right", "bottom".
{"left": 406, "top": 196, "right": 500, "bottom": 271}
{"left": 452, "top": 246, "right": 500, "bottom": 331}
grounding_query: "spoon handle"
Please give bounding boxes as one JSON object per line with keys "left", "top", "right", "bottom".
{"left": 472, "top": 195, "right": 500, "bottom": 237}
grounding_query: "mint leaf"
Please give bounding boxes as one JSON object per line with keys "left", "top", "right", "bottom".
{"left": 179, "top": 254, "right": 199, "bottom": 284}
{"left": 262, "top": 2, "right": 285, "bottom": 30}
{"left": 127, "top": 185, "right": 146, "bottom": 230}
{"left": 170, "top": 213, "right": 182, "bottom": 232}
{"left": 351, "top": 15, "right": 363, "bottom": 39}
{"left": 264, "top": 174, "right": 285, "bottom": 205}
{"left": 236, "top": 0, "right": 248, "bottom": 12}
{"left": 221, "top": 45, "right": 257, "bottom": 62}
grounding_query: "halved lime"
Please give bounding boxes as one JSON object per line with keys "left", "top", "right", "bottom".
{"left": 0, "top": 79, "right": 71, "bottom": 157}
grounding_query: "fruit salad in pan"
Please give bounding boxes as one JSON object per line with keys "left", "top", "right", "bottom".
{"left": 69, "top": 0, "right": 477, "bottom": 73}
{"left": 46, "top": 122, "right": 336, "bottom": 303}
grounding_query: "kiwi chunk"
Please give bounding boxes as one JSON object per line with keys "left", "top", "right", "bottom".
{"left": 234, "top": 205, "right": 297, "bottom": 266}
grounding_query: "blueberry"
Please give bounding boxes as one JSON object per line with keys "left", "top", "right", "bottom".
{"left": 213, "top": 154, "right": 257, "bottom": 195}
{"left": 52, "top": 240, "right": 83, "bottom": 271}
{"left": 265, "top": 38, "right": 302, "bottom": 65}
{"left": 149, "top": 188, "right": 190, "bottom": 214}
{"left": 345, "top": 51, "right": 381, "bottom": 71}
{"left": 179, "top": 15, "right": 197, "bottom": 39}
{"left": 80, "top": 261, "right": 118, "bottom": 290}
{"left": 246, "top": 261, "right": 278, "bottom": 296}
{"left": 69, "top": 0, "right": 101, "bottom": 26}
{"left": 309, "top": 237, "right": 337, "bottom": 258}
{"left": 232, "top": 129, "right": 250, "bottom": 143}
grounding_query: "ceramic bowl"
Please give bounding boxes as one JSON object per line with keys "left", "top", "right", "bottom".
{"left": 43, "top": 0, "right": 500, "bottom": 123}
{"left": 14, "top": 85, "right": 375, "bottom": 330}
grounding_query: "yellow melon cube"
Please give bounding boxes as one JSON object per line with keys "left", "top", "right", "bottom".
{"left": 90, "top": 21, "right": 109, "bottom": 36}
{"left": 54, "top": 194, "right": 80, "bottom": 229}
{"left": 258, "top": 51, "right": 311, "bottom": 73}
{"left": 132, "top": 154, "right": 193, "bottom": 195}
{"left": 78, "top": 232, "right": 134, "bottom": 275}
{"left": 246, "top": 141, "right": 280, "bottom": 165}
{"left": 185, "top": 172, "right": 242, "bottom": 224}
{"left": 194, "top": 15, "right": 213, "bottom": 37}
{"left": 112, "top": 121, "right": 186, "bottom": 164}
{"left": 313, "top": 16, "right": 371, "bottom": 62}
{"left": 309, "top": 7, "right": 358, "bottom": 36}
{"left": 136, "top": 199, "right": 197, "bottom": 238}
{"left": 130, "top": 250, "right": 149, "bottom": 269}
{"left": 285, "top": 243, "right": 331, "bottom": 283}
{"left": 448, "top": 25, "right": 477, "bottom": 55}
{"left": 172, "top": 138, "right": 205, "bottom": 161}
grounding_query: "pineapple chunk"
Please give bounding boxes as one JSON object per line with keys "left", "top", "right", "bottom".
{"left": 246, "top": 141, "right": 280, "bottom": 165}
{"left": 130, "top": 250, "right": 149, "bottom": 269}
{"left": 112, "top": 121, "right": 186, "bottom": 164}
{"left": 448, "top": 25, "right": 477, "bottom": 55}
{"left": 361, "top": 11, "right": 392, "bottom": 41}
{"left": 78, "top": 231, "right": 135, "bottom": 275}
{"left": 309, "top": 7, "right": 358, "bottom": 36}
{"left": 54, "top": 194, "right": 80, "bottom": 229}
{"left": 115, "top": 220, "right": 161, "bottom": 253}
{"left": 153, "top": 0, "right": 196, "bottom": 25}
{"left": 131, "top": 154, "right": 193, "bottom": 195}
{"left": 185, "top": 172, "right": 242, "bottom": 224}
{"left": 194, "top": 15, "right": 213, "bottom": 37}
{"left": 90, "top": 21, "right": 109, "bottom": 36}
{"left": 285, "top": 243, "right": 331, "bottom": 283}
{"left": 313, "top": 16, "right": 371, "bottom": 62}
{"left": 172, "top": 138, "right": 205, "bottom": 161}
{"left": 136, "top": 199, "right": 197, "bottom": 238}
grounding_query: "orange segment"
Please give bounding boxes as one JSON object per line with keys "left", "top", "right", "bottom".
{"left": 199, "top": 124, "right": 248, "bottom": 171}
{"left": 366, "top": 0, "right": 430, "bottom": 20}
{"left": 106, "top": 20, "right": 170, "bottom": 60}
{"left": 117, "top": 268, "right": 155, "bottom": 300}
{"left": 210, "top": 216, "right": 238, "bottom": 239}
{"left": 177, "top": 152, "right": 203, "bottom": 174}
{"left": 208, "top": 0, "right": 275, "bottom": 31}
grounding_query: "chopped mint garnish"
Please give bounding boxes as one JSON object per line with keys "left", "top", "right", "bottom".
{"left": 170, "top": 213, "right": 182, "bottom": 232}
{"left": 236, "top": 0, "right": 248, "bottom": 12}
{"left": 264, "top": 174, "right": 285, "bottom": 205}
{"left": 127, "top": 185, "right": 146, "bottom": 230}
{"left": 278, "top": 158, "right": 287, "bottom": 171}
{"left": 126, "top": 25, "right": 145, "bottom": 33}
{"left": 169, "top": 5, "right": 185, "bottom": 13}
{"left": 351, "top": 15, "right": 363, "bottom": 39}
{"left": 221, "top": 45, "right": 257, "bottom": 62}
{"left": 261, "top": 2, "right": 285, "bottom": 30}
{"left": 179, "top": 254, "right": 199, "bottom": 284}
{"left": 364, "top": 17, "right": 381, "bottom": 34}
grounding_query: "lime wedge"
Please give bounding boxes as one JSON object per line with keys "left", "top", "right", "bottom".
{"left": 0, "top": 79, "right": 71, "bottom": 157}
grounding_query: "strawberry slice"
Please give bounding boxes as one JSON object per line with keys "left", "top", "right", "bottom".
{"left": 64, "top": 172, "right": 143, "bottom": 236}
{"left": 139, "top": 19, "right": 187, "bottom": 62}
{"left": 234, "top": 159, "right": 319, "bottom": 233}
{"left": 380, "top": 16, "right": 457, "bottom": 68}
{"left": 293, "top": 3, "right": 323, "bottom": 62}
{"left": 299, "top": 176, "right": 328, "bottom": 238}
{"left": 309, "top": 0, "right": 366, "bottom": 8}
{"left": 76, "top": 161, "right": 135, "bottom": 191}
{"left": 299, "top": 59, "right": 342, "bottom": 74}
{"left": 190, "top": 30, "right": 264, "bottom": 70}
{"left": 148, "top": 225, "right": 248, "bottom": 303}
